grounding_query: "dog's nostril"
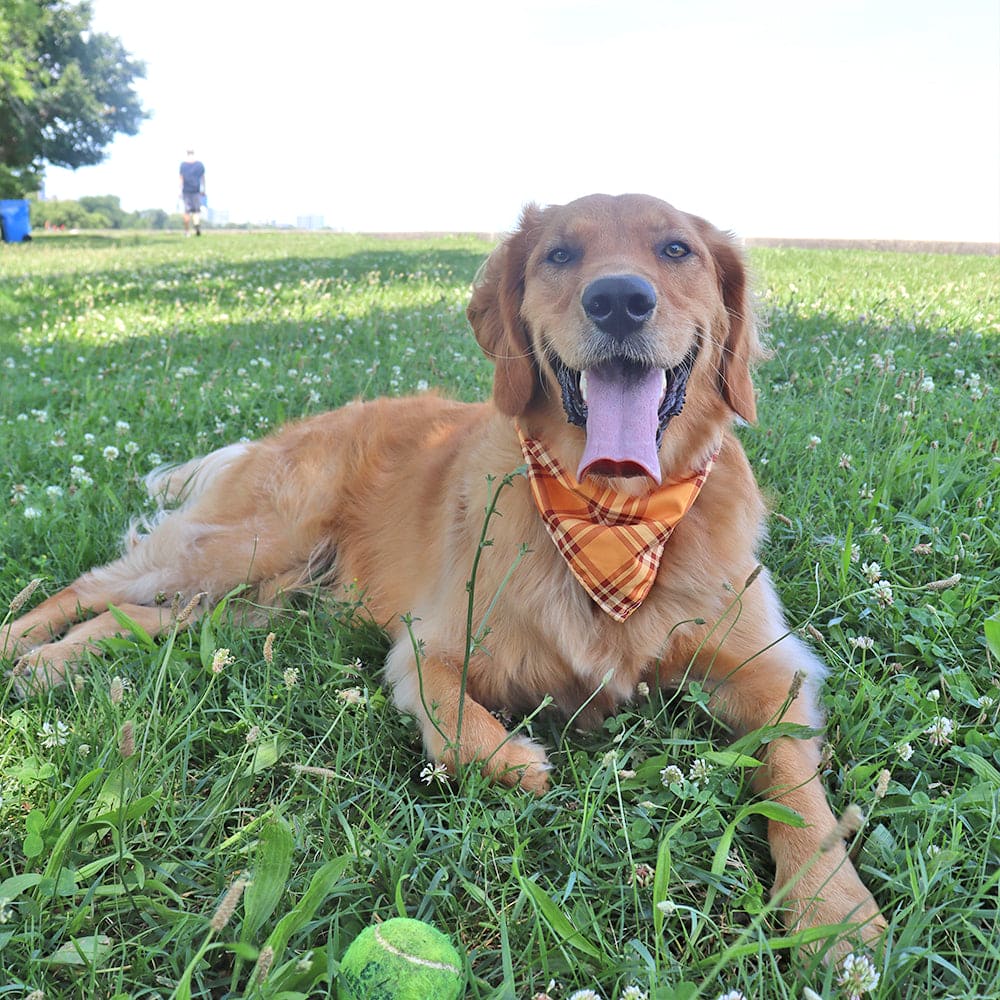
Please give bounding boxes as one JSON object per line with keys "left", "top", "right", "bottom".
{"left": 582, "top": 275, "right": 657, "bottom": 338}
{"left": 587, "top": 293, "right": 613, "bottom": 322}
{"left": 626, "top": 292, "right": 655, "bottom": 321}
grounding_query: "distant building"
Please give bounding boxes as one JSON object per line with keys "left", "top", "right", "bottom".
{"left": 296, "top": 214, "right": 325, "bottom": 230}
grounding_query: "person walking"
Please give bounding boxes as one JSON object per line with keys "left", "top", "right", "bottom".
{"left": 179, "top": 149, "right": 206, "bottom": 236}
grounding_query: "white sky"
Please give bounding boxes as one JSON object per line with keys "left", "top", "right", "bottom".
{"left": 44, "top": 0, "right": 1000, "bottom": 241}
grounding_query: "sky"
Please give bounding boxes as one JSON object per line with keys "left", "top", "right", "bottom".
{"left": 44, "top": 0, "right": 1000, "bottom": 241}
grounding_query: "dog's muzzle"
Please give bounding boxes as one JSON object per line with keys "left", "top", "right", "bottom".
{"left": 554, "top": 342, "right": 699, "bottom": 482}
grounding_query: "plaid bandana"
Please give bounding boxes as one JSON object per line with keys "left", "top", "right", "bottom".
{"left": 517, "top": 426, "right": 716, "bottom": 622}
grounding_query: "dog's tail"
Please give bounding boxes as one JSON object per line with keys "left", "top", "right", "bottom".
{"left": 123, "top": 443, "right": 251, "bottom": 550}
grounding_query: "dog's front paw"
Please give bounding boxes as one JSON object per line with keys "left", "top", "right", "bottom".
{"left": 425, "top": 714, "right": 552, "bottom": 795}
{"left": 776, "top": 855, "right": 887, "bottom": 960}
{"left": 481, "top": 734, "right": 551, "bottom": 795}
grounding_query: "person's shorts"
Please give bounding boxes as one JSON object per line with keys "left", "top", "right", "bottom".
{"left": 182, "top": 191, "right": 202, "bottom": 213}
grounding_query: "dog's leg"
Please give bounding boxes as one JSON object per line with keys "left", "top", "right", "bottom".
{"left": 695, "top": 589, "right": 886, "bottom": 948}
{"left": 11, "top": 602, "right": 179, "bottom": 693}
{"left": 385, "top": 639, "right": 551, "bottom": 793}
{"left": 2, "top": 583, "right": 101, "bottom": 662}
{"left": 4, "top": 509, "right": 283, "bottom": 692}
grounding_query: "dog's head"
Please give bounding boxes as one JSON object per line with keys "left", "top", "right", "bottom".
{"left": 468, "top": 193, "right": 762, "bottom": 483}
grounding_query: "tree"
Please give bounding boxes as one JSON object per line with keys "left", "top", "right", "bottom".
{"left": 78, "top": 193, "right": 125, "bottom": 227}
{"left": 27, "top": 194, "right": 105, "bottom": 229}
{"left": 0, "top": 0, "right": 147, "bottom": 197}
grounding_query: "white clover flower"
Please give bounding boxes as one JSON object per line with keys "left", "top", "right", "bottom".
{"left": 23, "top": 506, "right": 42, "bottom": 520}
{"left": 896, "top": 742, "right": 914, "bottom": 761}
{"left": 839, "top": 453, "right": 853, "bottom": 469}
{"left": 115, "top": 419, "right": 131, "bottom": 432}
{"left": 38, "top": 720, "right": 70, "bottom": 747}
{"left": 568, "top": 991, "right": 602, "bottom": 1000}
{"left": 45, "top": 485, "right": 63, "bottom": 499}
{"left": 807, "top": 434, "right": 821, "bottom": 449}
{"left": 715, "top": 991, "right": 746, "bottom": 1000}
{"left": 848, "top": 636, "right": 875, "bottom": 651}
{"left": 919, "top": 376, "right": 935, "bottom": 393}
{"left": 862, "top": 561, "right": 882, "bottom": 583}
{"left": 147, "top": 452, "right": 163, "bottom": 466}
{"left": 978, "top": 695, "right": 995, "bottom": 710}
{"left": 632, "top": 863, "right": 654, "bottom": 888}
{"left": 659, "top": 764, "right": 684, "bottom": 786}
{"left": 689, "top": 757, "right": 714, "bottom": 786}
{"left": 338, "top": 687, "right": 367, "bottom": 706}
{"left": 102, "top": 445, "right": 120, "bottom": 462}
{"left": 416, "top": 379, "right": 429, "bottom": 392}
{"left": 211, "top": 648, "right": 234, "bottom": 674}
{"left": 924, "top": 716, "right": 954, "bottom": 746}
{"left": 873, "top": 580, "right": 894, "bottom": 608}
{"left": 125, "top": 441, "right": 140, "bottom": 456}
{"left": 837, "top": 952, "right": 881, "bottom": 999}
{"left": 419, "top": 761, "right": 450, "bottom": 785}
{"left": 622, "top": 988, "right": 648, "bottom": 1000}
{"left": 282, "top": 667, "right": 299, "bottom": 688}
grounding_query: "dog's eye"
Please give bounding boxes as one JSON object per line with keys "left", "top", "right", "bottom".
{"left": 659, "top": 241, "right": 691, "bottom": 259}
{"left": 546, "top": 247, "right": 575, "bottom": 265}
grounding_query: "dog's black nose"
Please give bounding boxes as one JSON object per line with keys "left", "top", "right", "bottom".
{"left": 581, "top": 275, "right": 657, "bottom": 338}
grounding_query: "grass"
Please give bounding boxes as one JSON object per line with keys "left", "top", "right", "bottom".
{"left": 0, "top": 230, "right": 998, "bottom": 1000}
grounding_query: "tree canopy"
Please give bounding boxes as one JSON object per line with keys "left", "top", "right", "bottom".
{"left": 0, "top": 0, "right": 147, "bottom": 197}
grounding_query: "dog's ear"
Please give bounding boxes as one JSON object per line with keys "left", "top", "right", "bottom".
{"left": 467, "top": 205, "right": 544, "bottom": 417}
{"left": 706, "top": 230, "right": 763, "bottom": 424}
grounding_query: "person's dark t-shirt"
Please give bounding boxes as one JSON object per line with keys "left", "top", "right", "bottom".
{"left": 180, "top": 161, "right": 205, "bottom": 193}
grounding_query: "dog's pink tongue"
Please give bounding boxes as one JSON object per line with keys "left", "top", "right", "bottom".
{"left": 578, "top": 362, "right": 663, "bottom": 484}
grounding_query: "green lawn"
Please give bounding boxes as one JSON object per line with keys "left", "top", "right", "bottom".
{"left": 1, "top": 231, "right": 998, "bottom": 1000}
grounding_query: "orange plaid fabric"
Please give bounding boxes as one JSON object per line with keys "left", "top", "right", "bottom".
{"left": 517, "top": 426, "right": 715, "bottom": 622}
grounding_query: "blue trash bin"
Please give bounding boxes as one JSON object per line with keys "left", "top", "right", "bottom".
{"left": 0, "top": 199, "right": 31, "bottom": 243}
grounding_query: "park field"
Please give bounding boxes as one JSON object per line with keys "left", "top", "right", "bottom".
{"left": 1, "top": 231, "right": 998, "bottom": 999}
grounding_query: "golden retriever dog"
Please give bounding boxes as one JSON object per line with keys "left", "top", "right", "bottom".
{"left": 3, "top": 193, "right": 884, "bottom": 947}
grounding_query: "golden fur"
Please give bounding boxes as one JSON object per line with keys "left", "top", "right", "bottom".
{"left": 3, "top": 193, "right": 884, "bottom": 946}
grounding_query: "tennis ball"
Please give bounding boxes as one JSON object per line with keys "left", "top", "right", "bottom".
{"left": 338, "top": 917, "right": 464, "bottom": 1000}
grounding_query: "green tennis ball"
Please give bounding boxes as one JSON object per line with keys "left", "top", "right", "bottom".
{"left": 338, "top": 917, "right": 464, "bottom": 1000}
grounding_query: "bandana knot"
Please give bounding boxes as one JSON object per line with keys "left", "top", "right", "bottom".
{"left": 517, "top": 426, "right": 716, "bottom": 622}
